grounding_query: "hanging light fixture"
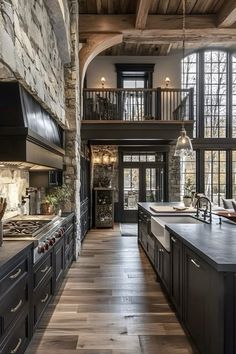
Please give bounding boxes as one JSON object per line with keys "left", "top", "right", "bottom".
{"left": 174, "top": 0, "right": 193, "bottom": 157}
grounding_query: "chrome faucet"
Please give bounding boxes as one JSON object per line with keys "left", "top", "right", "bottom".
{"left": 196, "top": 195, "right": 212, "bottom": 224}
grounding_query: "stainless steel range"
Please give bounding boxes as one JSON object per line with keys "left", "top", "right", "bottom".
{"left": 3, "top": 215, "right": 66, "bottom": 263}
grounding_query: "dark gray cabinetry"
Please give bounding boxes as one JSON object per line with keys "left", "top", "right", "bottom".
{"left": 138, "top": 209, "right": 155, "bottom": 265}
{"left": 33, "top": 251, "right": 53, "bottom": 328}
{"left": 154, "top": 239, "right": 170, "bottom": 291}
{"left": 0, "top": 245, "right": 33, "bottom": 354}
{"left": 170, "top": 235, "right": 182, "bottom": 315}
{"left": 183, "top": 247, "right": 223, "bottom": 354}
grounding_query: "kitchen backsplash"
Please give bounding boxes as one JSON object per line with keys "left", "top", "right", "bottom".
{"left": 0, "top": 168, "right": 29, "bottom": 219}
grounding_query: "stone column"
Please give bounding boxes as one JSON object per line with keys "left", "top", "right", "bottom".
{"left": 168, "top": 144, "right": 181, "bottom": 202}
{"left": 64, "top": 0, "right": 81, "bottom": 257}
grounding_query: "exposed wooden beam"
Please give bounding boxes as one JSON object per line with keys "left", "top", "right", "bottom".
{"left": 79, "top": 33, "right": 123, "bottom": 87}
{"left": 79, "top": 14, "right": 236, "bottom": 44}
{"left": 217, "top": 0, "right": 236, "bottom": 27}
{"left": 135, "top": 0, "right": 152, "bottom": 30}
{"left": 158, "top": 44, "right": 172, "bottom": 56}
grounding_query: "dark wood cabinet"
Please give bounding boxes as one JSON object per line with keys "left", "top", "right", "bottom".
{"left": 183, "top": 246, "right": 223, "bottom": 354}
{"left": 94, "top": 188, "right": 114, "bottom": 228}
{"left": 0, "top": 244, "right": 32, "bottom": 354}
{"left": 0, "top": 311, "right": 30, "bottom": 354}
{"left": 154, "top": 239, "right": 170, "bottom": 291}
{"left": 33, "top": 275, "right": 53, "bottom": 327}
{"left": 170, "top": 235, "right": 182, "bottom": 315}
{"left": 54, "top": 237, "right": 65, "bottom": 289}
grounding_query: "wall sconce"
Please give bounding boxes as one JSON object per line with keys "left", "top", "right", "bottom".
{"left": 102, "top": 154, "right": 110, "bottom": 164}
{"left": 101, "top": 77, "right": 106, "bottom": 88}
{"left": 165, "top": 77, "right": 170, "bottom": 87}
{"left": 110, "top": 156, "right": 117, "bottom": 164}
{"left": 93, "top": 156, "right": 102, "bottom": 164}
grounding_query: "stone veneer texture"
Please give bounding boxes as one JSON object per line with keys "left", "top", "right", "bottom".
{"left": 0, "top": 0, "right": 65, "bottom": 123}
{"left": 168, "top": 144, "right": 181, "bottom": 201}
{"left": 0, "top": 168, "right": 29, "bottom": 219}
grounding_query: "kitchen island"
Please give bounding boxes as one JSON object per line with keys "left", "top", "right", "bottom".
{"left": 138, "top": 202, "right": 236, "bottom": 354}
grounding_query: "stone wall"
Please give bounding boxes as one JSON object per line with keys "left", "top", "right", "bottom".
{"left": 168, "top": 144, "right": 181, "bottom": 202}
{"left": 0, "top": 0, "right": 65, "bottom": 123}
{"left": 64, "top": 0, "right": 81, "bottom": 255}
{"left": 0, "top": 167, "right": 29, "bottom": 220}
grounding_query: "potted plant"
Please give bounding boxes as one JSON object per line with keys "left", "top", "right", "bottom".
{"left": 41, "top": 195, "right": 58, "bottom": 215}
{"left": 183, "top": 178, "right": 194, "bottom": 207}
{"left": 40, "top": 185, "right": 73, "bottom": 215}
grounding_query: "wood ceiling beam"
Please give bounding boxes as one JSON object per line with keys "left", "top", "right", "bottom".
{"left": 80, "top": 14, "right": 236, "bottom": 43}
{"left": 217, "top": 0, "right": 236, "bottom": 27}
{"left": 135, "top": 0, "right": 152, "bottom": 30}
{"left": 158, "top": 44, "right": 172, "bottom": 56}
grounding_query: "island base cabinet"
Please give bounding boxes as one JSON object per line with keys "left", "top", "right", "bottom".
{"left": 183, "top": 246, "right": 224, "bottom": 354}
{"left": 155, "top": 240, "right": 170, "bottom": 292}
{"left": 170, "top": 235, "right": 182, "bottom": 316}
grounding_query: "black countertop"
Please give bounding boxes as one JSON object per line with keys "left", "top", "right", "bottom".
{"left": 166, "top": 221, "right": 236, "bottom": 272}
{"left": 0, "top": 241, "right": 34, "bottom": 276}
{"left": 138, "top": 202, "right": 236, "bottom": 272}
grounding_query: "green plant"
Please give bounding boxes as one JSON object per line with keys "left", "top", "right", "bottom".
{"left": 184, "top": 178, "right": 195, "bottom": 198}
{"left": 42, "top": 195, "right": 58, "bottom": 206}
{"left": 48, "top": 185, "right": 73, "bottom": 206}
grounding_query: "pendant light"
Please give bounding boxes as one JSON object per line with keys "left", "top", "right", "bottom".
{"left": 174, "top": 0, "right": 193, "bottom": 157}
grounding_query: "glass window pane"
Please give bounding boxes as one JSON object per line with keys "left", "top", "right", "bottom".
{"left": 204, "top": 150, "right": 226, "bottom": 206}
{"left": 123, "top": 168, "right": 139, "bottom": 210}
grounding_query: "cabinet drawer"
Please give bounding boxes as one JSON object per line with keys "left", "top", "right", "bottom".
{"left": 0, "top": 276, "right": 28, "bottom": 337}
{"left": 147, "top": 234, "right": 155, "bottom": 249}
{"left": 34, "top": 276, "right": 52, "bottom": 327}
{"left": 0, "top": 258, "right": 28, "bottom": 298}
{"left": 65, "top": 241, "right": 74, "bottom": 271}
{"left": 0, "top": 312, "right": 29, "bottom": 354}
{"left": 33, "top": 252, "right": 53, "bottom": 290}
{"left": 65, "top": 227, "right": 74, "bottom": 249}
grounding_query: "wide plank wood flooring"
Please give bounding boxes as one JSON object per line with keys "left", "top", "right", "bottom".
{"left": 26, "top": 226, "right": 197, "bottom": 354}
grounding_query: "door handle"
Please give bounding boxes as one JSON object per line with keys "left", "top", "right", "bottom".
{"left": 171, "top": 236, "right": 176, "bottom": 243}
{"left": 191, "top": 259, "right": 200, "bottom": 268}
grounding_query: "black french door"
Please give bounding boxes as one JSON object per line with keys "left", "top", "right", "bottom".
{"left": 119, "top": 151, "right": 167, "bottom": 223}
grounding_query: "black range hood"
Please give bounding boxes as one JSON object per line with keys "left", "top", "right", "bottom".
{"left": 0, "top": 82, "right": 65, "bottom": 169}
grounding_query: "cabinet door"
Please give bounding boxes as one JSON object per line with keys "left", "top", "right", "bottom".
{"left": 170, "top": 235, "right": 182, "bottom": 315}
{"left": 154, "top": 240, "right": 162, "bottom": 276}
{"left": 184, "top": 247, "right": 209, "bottom": 354}
{"left": 161, "top": 247, "right": 170, "bottom": 292}
{"left": 54, "top": 238, "right": 65, "bottom": 289}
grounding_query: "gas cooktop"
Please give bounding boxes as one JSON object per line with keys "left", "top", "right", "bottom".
{"left": 3, "top": 219, "right": 50, "bottom": 236}
{"left": 3, "top": 215, "right": 59, "bottom": 239}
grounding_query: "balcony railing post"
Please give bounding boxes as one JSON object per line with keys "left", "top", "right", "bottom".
{"left": 156, "top": 87, "right": 161, "bottom": 120}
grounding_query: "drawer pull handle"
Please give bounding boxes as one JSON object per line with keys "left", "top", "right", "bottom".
{"left": 11, "top": 338, "right": 22, "bottom": 353}
{"left": 10, "top": 268, "right": 22, "bottom": 279}
{"left": 191, "top": 259, "right": 200, "bottom": 268}
{"left": 171, "top": 237, "right": 176, "bottom": 243}
{"left": 11, "top": 299, "right": 23, "bottom": 313}
{"left": 41, "top": 265, "right": 49, "bottom": 273}
{"left": 41, "top": 293, "right": 49, "bottom": 303}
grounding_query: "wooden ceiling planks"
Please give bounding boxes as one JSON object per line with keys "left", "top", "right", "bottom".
{"left": 79, "top": 0, "right": 226, "bottom": 15}
{"left": 99, "top": 42, "right": 168, "bottom": 56}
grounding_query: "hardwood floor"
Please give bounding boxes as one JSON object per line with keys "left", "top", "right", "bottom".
{"left": 26, "top": 226, "right": 197, "bottom": 354}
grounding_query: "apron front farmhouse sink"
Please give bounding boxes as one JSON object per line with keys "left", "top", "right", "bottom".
{"left": 151, "top": 215, "right": 203, "bottom": 251}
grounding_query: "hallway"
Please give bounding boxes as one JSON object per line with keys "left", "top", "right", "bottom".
{"left": 26, "top": 226, "right": 196, "bottom": 354}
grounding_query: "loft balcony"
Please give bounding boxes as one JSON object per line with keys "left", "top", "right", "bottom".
{"left": 81, "top": 87, "right": 194, "bottom": 141}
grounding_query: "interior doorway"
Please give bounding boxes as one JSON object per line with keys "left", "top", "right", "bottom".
{"left": 119, "top": 149, "right": 167, "bottom": 222}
